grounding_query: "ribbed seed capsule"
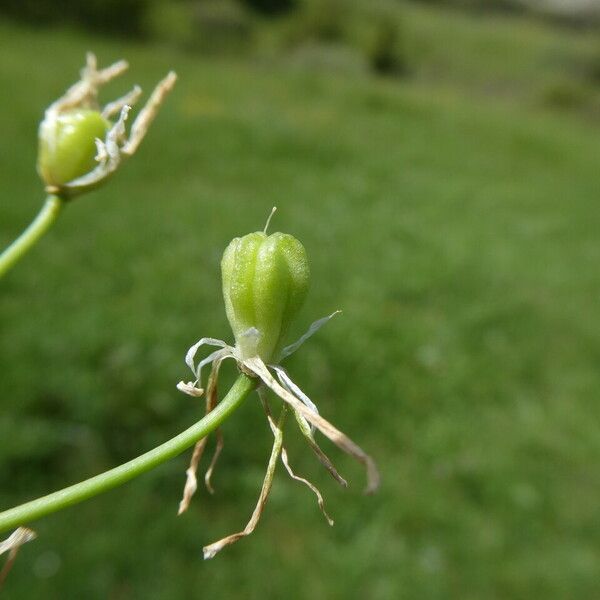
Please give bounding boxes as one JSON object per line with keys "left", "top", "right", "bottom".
{"left": 222, "top": 231, "right": 310, "bottom": 363}
{"left": 37, "top": 109, "right": 110, "bottom": 187}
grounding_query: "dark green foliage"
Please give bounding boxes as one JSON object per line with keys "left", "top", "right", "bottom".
{"left": 539, "top": 77, "right": 594, "bottom": 111}
{"left": 286, "top": 0, "right": 347, "bottom": 44}
{"left": 581, "top": 41, "right": 600, "bottom": 85}
{"left": 278, "top": 0, "right": 410, "bottom": 78}
{"left": 239, "top": 0, "right": 297, "bottom": 16}
{"left": 368, "top": 20, "right": 408, "bottom": 76}
{"left": 190, "top": 0, "right": 255, "bottom": 54}
{"left": 411, "top": 0, "right": 524, "bottom": 14}
{"left": 143, "top": 0, "right": 256, "bottom": 53}
{"left": 0, "top": 0, "right": 150, "bottom": 36}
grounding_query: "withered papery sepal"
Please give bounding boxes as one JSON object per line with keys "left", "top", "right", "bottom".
{"left": 37, "top": 53, "right": 176, "bottom": 199}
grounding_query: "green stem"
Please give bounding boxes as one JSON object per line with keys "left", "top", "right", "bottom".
{"left": 0, "top": 374, "right": 257, "bottom": 534}
{"left": 0, "top": 195, "right": 64, "bottom": 279}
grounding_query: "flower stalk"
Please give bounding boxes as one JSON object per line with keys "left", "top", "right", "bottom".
{"left": 0, "top": 374, "right": 257, "bottom": 536}
{"left": 0, "top": 195, "right": 64, "bottom": 279}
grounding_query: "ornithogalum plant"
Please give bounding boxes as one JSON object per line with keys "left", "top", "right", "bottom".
{"left": 0, "top": 53, "right": 176, "bottom": 279}
{"left": 0, "top": 56, "right": 379, "bottom": 578}
{"left": 177, "top": 211, "right": 379, "bottom": 558}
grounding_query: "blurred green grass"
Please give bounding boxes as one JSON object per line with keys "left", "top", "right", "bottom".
{"left": 1, "top": 8, "right": 600, "bottom": 599}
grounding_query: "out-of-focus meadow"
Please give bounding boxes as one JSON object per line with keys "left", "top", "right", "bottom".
{"left": 1, "top": 1, "right": 600, "bottom": 598}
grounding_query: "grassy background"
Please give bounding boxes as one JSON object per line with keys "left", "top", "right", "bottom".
{"left": 1, "top": 4, "right": 600, "bottom": 598}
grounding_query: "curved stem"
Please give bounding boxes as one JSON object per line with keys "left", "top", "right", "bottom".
{"left": 0, "top": 374, "right": 257, "bottom": 534}
{"left": 0, "top": 195, "right": 64, "bottom": 279}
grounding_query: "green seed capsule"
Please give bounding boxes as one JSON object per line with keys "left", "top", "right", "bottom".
{"left": 38, "top": 109, "right": 110, "bottom": 187}
{"left": 222, "top": 231, "right": 310, "bottom": 363}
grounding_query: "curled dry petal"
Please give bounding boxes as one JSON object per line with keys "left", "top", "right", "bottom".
{"left": 178, "top": 358, "right": 226, "bottom": 514}
{"left": 290, "top": 404, "right": 348, "bottom": 488}
{"left": 0, "top": 528, "right": 36, "bottom": 557}
{"left": 39, "top": 53, "right": 177, "bottom": 198}
{"left": 202, "top": 408, "right": 285, "bottom": 560}
{"left": 244, "top": 357, "right": 380, "bottom": 495}
{"left": 0, "top": 528, "right": 37, "bottom": 588}
{"left": 259, "top": 391, "right": 334, "bottom": 526}
{"left": 280, "top": 445, "right": 334, "bottom": 527}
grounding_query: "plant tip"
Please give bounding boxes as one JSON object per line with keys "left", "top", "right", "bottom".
{"left": 263, "top": 206, "right": 277, "bottom": 234}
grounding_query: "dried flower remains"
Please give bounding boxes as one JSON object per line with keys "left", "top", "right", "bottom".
{"left": 177, "top": 210, "right": 380, "bottom": 559}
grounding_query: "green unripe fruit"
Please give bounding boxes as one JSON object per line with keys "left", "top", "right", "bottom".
{"left": 38, "top": 109, "right": 110, "bottom": 187}
{"left": 222, "top": 231, "right": 310, "bottom": 363}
